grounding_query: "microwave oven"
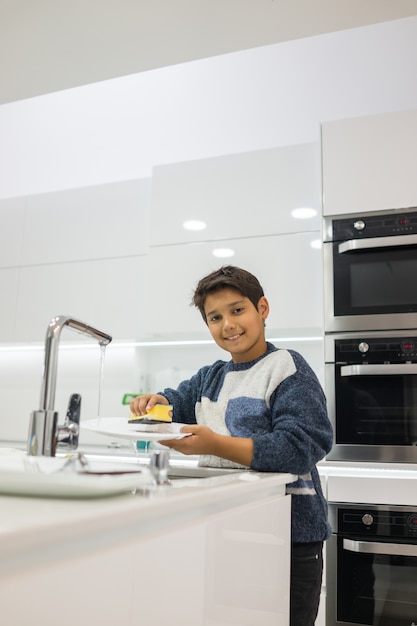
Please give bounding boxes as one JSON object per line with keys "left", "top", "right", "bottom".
{"left": 323, "top": 208, "right": 417, "bottom": 333}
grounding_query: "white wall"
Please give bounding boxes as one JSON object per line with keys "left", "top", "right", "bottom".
{"left": 1, "top": 17, "right": 417, "bottom": 445}
{"left": 1, "top": 17, "right": 417, "bottom": 199}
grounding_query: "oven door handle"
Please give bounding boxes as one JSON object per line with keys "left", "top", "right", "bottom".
{"left": 343, "top": 538, "right": 417, "bottom": 557}
{"left": 338, "top": 233, "right": 417, "bottom": 254}
{"left": 340, "top": 363, "right": 417, "bottom": 376}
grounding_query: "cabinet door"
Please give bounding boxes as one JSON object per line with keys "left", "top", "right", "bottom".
{"left": 205, "top": 494, "right": 291, "bottom": 626}
{"left": 322, "top": 109, "right": 417, "bottom": 216}
{"left": 150, "top": 143, "right": 321, "bottom": 246}
{"left": 145, "top": 233, "right": 323, "bottom": 337}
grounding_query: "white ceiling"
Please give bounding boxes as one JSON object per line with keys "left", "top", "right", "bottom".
{"left": 2, "top": 0, "right": 417, "bottom": 104}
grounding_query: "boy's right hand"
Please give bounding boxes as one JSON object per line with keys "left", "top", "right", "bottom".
{"left": 129, "top": 394, "right": 169, "bottom": 416}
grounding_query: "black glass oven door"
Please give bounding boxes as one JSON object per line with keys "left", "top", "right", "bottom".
{"left": 335, "top": 363, "right": 417, "bottom": 446}
{"left": 337, "top": 536, "right": 417, "bottom": 625}
{"left": 333, "top": 235, "right": 417, "bottom": 317}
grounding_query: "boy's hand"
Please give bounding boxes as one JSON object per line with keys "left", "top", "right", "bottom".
{"left": 159, "top": 425, "right": 218, "bottom": 455}
{"left": 159, "top": 425, "right": 254, "bottom": 467}
{"left": 129, "top": 394, "right": 169, "bottom": 416}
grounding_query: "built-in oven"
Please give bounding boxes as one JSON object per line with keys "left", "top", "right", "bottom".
{"left": 323, "top": 207, "right": 417, "bottom": 333}
{"left": 327, "top": 503, "right": 417, "bottom": 626}
{"left": 325, "top": 330, "right": 417, "bottom": 463}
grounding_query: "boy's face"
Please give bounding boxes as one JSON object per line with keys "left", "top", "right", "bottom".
{"left": 203, "top": 288, "right": 269, "bottom": 363}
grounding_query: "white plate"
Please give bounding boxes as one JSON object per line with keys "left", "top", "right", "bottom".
{"left": 0, "top": 455, "right": 152, "bottom": 499}
{"left": 81, "top": 417, "right": 191, "bottom": 442}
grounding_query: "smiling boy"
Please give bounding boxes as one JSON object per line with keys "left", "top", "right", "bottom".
{"left": 130, "top": 265, "right": 333, "bottom": 626}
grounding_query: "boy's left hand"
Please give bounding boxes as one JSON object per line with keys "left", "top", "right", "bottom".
{"left": 159, "top": 424, "right": 218, "bottom": 456}
{"left": 159, "top": 425, "right": 254, "bottom": 466}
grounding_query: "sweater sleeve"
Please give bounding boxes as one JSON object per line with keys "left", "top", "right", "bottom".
{"left": 251, "top": 350, "right": 333, "bottom": 474}
{"left": 158, "top": 364, "right": 212, "bottom": 424}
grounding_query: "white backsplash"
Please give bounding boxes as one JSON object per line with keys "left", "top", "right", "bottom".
{"left": 0, "top": 338, "right": 324, "bottom": 446}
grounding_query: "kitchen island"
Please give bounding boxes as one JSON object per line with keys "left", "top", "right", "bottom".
{"left": 0, "top": 457, "right": 294, "bottom": 626}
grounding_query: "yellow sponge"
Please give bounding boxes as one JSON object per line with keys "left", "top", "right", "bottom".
{"left": 129, "top": 404, "right": 173, "bottom": 424}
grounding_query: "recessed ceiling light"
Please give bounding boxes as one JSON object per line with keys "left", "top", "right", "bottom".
{"left": 291, "top": 207, "right": 317, "bottom": 219}
{"left": 212, "top": 248, "right": 235, "bottom": 258}
{"left": 183, "top": 220, "right": 207, "bottom": 231}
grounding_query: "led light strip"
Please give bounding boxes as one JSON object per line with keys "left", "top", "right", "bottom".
{"left": 0, "top": 336, "right": 322, "bottom": 351}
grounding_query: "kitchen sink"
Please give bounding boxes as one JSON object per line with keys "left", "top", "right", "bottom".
{"left": 0, "top": 447, "right": 249, "bottom": 498}
{"left": 82, "top": 452, "right": 242, "bottom": 481}
{"left": 169, "top": 465, "right": 241, "bottom": 480}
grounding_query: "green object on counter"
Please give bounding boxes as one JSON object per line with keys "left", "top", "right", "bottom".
{"left": 121, "top": 393, "right": 141, "bottom": 405}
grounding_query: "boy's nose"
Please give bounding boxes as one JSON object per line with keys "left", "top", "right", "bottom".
{"left": 222, "top": 316, "right": 235, "bottom": 329}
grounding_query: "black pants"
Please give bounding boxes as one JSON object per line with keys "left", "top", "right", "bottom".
{"left": 290, "top": 541, "right": 323, "bottom": 626}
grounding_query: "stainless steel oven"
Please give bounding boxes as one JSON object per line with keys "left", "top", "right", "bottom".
{"left": 325, "top": 330, "right": 417, "bottom": 463}
{"left": 323, "top": 208, "right": 417, "bottom": 333}
{"left": 327, "top": 503, "right": 417, "bottom": 626}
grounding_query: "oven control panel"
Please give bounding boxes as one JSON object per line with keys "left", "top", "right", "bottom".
{"left": 331, "top": 209, "right": 417, "bottom": 241}
{"left": 337, "top": 507, "right": 417, "bottom": 539}
{"left": 335, "top": 337, "right": 417, "bottom": 363}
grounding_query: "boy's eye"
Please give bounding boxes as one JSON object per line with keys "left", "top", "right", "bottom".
{"left": 234, "top": 307, "right": 244, "bottom": 314}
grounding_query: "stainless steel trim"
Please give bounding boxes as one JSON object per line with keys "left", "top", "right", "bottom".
{"left": 340, "top": 363, "right": 417, "bottom": 376}
{"left": 322, "top": 207, "right": 417, "bottom": 243}
{"left": 338, "top": 233, "right": 417, "bottom": 254}
{"left": 343, "top": 538, "right": 417, "bottom": 557}
{"left": 329, "top": 503, "right": 417, "bottom": 525}
{"left": 326, "top": 358, "right": 417, "bottom": 461}
{"left": 326, "top": 443, "right": 417, "bottom": 463}
{"left": 324, "top": 311, "right": 417, "bottom": 333}
{"left": 323, "top": 241, "right": 417, "bottom": 332}
{"left": 323, "top": 241, "right": 337, "bottom": 329}
{"left": 327, "top": 503, "right": 417, "bottom": 626}
{"left": 324, "top": 333, "right": 417, "bottom": 462}
{"left": 28, "top": 315, "right": 112, "bottom": 457}
{"left": 324, "top": 329, "right": 417, "bottom": 361}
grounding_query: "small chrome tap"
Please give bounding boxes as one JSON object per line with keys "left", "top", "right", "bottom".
{"left": 27, "top": 315, "right": 112, "bottom": 456}
{"left": 149, "top": 449, "right": 171, "bottom": 485}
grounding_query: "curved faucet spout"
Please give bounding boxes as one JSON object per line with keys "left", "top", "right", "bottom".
{"left": 28, "top": 315, "right": 112, "bottom": 456}
{"left": 40, "top": 315, "right": 112, "bottom": 412}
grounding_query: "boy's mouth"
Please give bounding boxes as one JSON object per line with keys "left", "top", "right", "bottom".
{"left": 224, "top": 332, "right": 244, "bottom": 342}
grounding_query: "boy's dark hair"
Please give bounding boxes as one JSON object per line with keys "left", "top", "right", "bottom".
{"left": 192, "top": 265, "right": 265, "bottom": 322}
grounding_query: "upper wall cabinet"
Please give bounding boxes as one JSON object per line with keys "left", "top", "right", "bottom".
{"left": 3, "top": 256, "right": 148, "bottom": 343}
{"left": 0, "top": 179, "right": 152, "bottom": 342}
{"left": 144, "top": 233, "right": 323, "bottom": 339}
{"left": 150, "top": 143, "right": 321, "bottom": 245}
{"left": 322, "top": 109, "right": 417, "bottom": 216}
{"left": 21, "top": 179, "right": 151, "bottom": 264}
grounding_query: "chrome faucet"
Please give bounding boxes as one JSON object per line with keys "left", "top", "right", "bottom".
{"left": 27, "top": 315, "right": 112, "bottom": 456}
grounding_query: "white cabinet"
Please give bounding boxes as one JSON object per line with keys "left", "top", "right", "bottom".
{"left": 0, "top": 488, "right": 291, "bottom": 626}
{"left": 145, "top": 232, "right": 323, "bottom": 338}
{"left": 151, "top": 143, "right": 321, "bottom": 245}
{"left": 145, "top": 142, "right": 323, "bottom": 340}
{"left": 204, "top": 494, "right": 291, "bottom": 625}
{"left": 0, "top": 180, "right": 151, "bottom": 343}
{"left": 322, "top": 109, "right": 417, "bottom": 216}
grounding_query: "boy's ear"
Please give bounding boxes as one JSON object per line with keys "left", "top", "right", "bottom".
{"left": 258, "top": 296, "right": 269, "bottom": 319}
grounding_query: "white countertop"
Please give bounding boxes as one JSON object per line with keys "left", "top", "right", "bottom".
{"left": 318, "top": 459, "right": 417, "bottom": 507}
{"left": 319, "top": 459, "right": 417, "bottom": 475}
{"left": 0, "top": 452, "right": 294, "bottom": 579}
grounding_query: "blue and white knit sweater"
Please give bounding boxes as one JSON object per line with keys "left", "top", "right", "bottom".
{"left": 159, "top": 342, "right": 333, "bottom": 543}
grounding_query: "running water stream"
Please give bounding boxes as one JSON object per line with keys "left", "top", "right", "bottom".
{"left": 97, "top": 343, "right": 107, "bottom": 423}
